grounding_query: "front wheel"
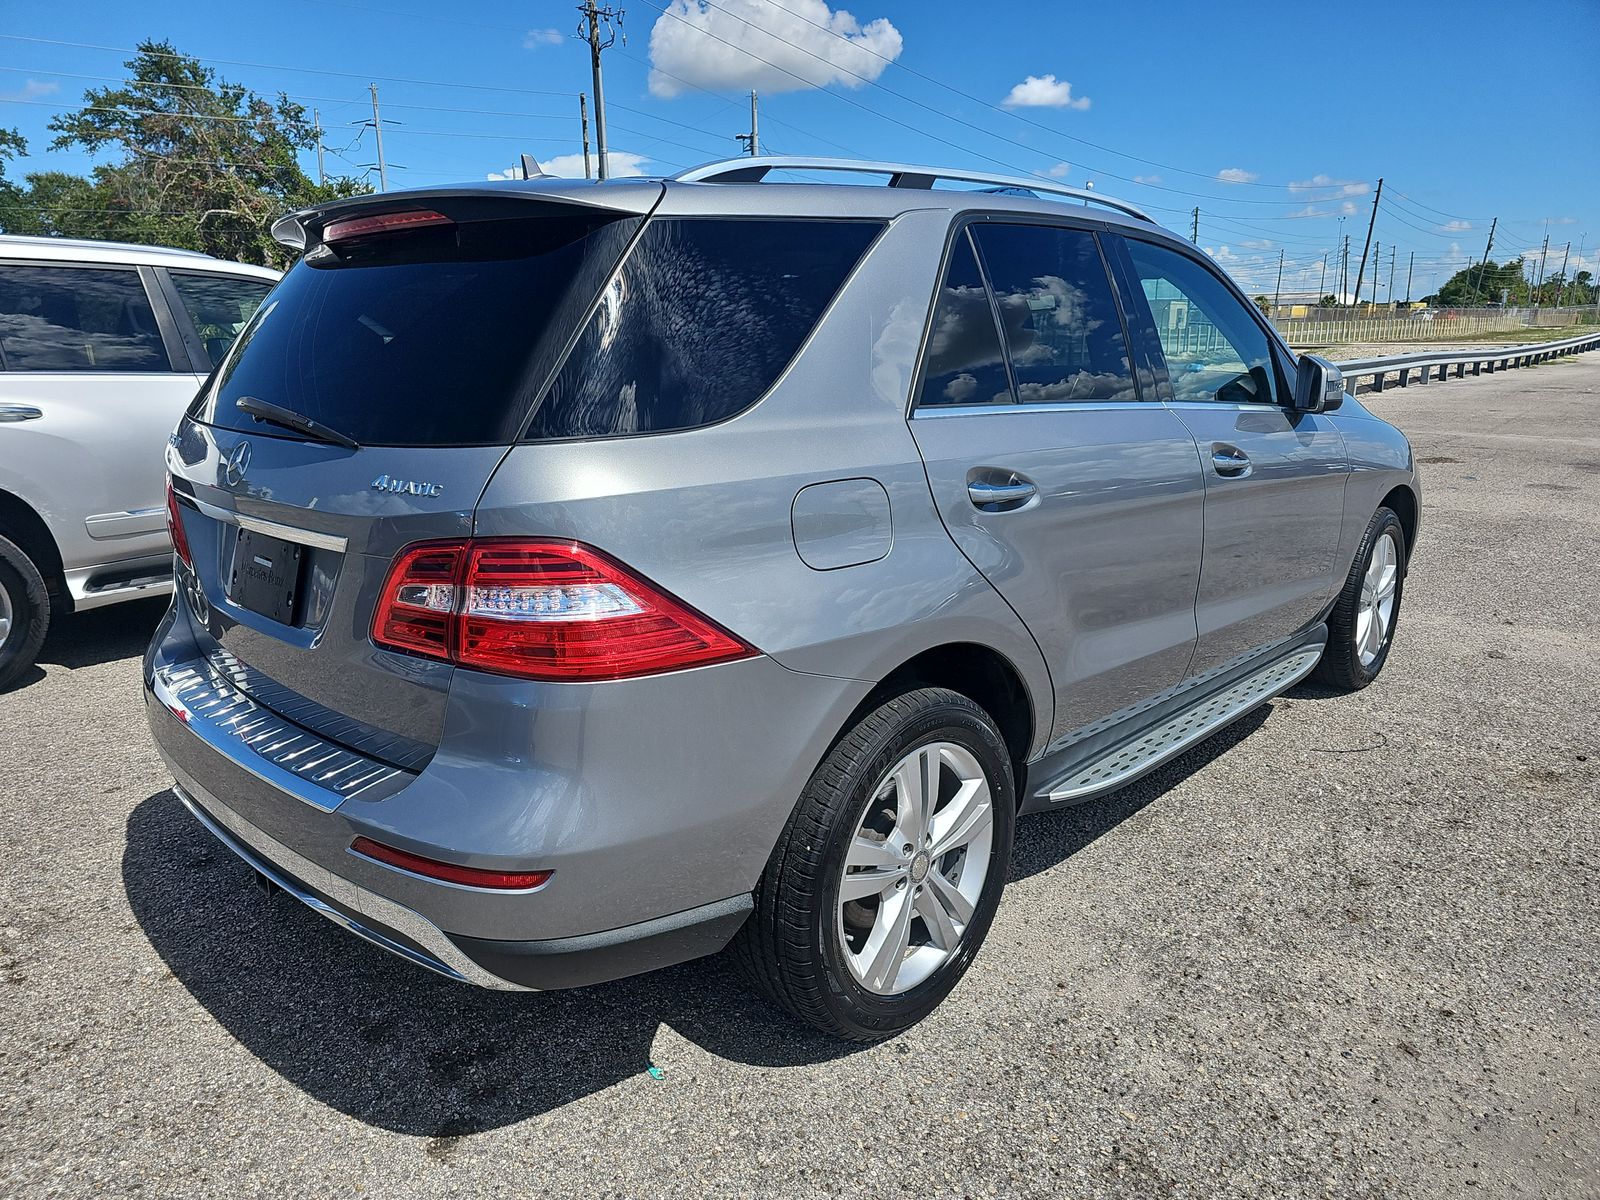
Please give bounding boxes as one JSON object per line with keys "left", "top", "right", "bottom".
{"left": 0, "top": 534, "right": 50, "bottom": 692}
{"left": 734, "top": 687, "right": 1015, "bottom": 1041}
{"left": 1314, "top": 506, "right": 1406, "bottom": 691}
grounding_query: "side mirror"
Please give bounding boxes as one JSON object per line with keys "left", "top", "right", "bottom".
{"left": 1293, "top": 353, "right": 1345, "bottom": 413}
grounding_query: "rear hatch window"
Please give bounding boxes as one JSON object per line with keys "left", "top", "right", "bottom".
{"left": 189, "top": 199, "right": 645, "bottom": 446}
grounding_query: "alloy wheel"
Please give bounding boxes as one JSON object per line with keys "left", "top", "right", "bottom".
{"left": 836, "top": 740, "right": 994, "bottom": 996}
{"left": 1356, "top": 531, "right": 1399, "bottom": 668}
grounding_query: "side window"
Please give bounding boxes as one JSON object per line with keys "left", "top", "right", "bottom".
{"left": 168, "top": 270, "right": 275, "bottom": 368}
{"left": 0, "top": 265, "right": 170, "bottom": 373}
{"left": 916, "top": 230, "right": 1013, "bottom": 408}
{"left": 970, "top": 223, "right": 1138, "bottom": 403}
{"left": 1124, "top": 239, "right": 1282, "bottom": 405}
{"left": 529, "top": 218, "right": 881, "bottom": 439}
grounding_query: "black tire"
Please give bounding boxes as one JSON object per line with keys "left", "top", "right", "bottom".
{"left": 734, "top": 687, "right": 1016, "bottom": 1041}
{"left": 0, "top": 533, "right": 50, "bottom": 692}
{"left": 1314, "top": 506, "right": 1406, "bottom": 692}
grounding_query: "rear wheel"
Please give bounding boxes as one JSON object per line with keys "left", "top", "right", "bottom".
{"left": 1314, "top": 507, "right": 1406, "bottom": 691}
{"left": 0, "top": 533, "right": 50, "bottom": 691}
{"left": 735, "top": 687, "right": 1015, "bottom": 1041}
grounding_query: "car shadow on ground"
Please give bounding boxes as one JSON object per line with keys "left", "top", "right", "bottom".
{"left": 123, "top": 702, "right": 1278, "bottom": 1136}
{"left": 38, "top": 595, "right": 168, "bottom": 671}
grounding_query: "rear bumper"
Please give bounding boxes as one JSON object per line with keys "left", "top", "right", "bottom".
{"left": 170, "top": 779, "right": 750, "bottom": 990}
{"left": 142, "top": 596, "right": 869, "bottom": 989}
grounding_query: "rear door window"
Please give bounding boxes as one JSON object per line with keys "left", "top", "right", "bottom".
{"left": 167, "top": 270, "right": 275, "bottom": 369}
{"left": 915, "top": 229, "right": 1014, "bottom": 409}
{"left": 528, "top": 218, "right": 882, "bottom": 439}
{"left": 0, "top": 264, "right": 170, "bottom": 373}
{"left": 970, "top": 224, "right": 1138, "bottom": 403}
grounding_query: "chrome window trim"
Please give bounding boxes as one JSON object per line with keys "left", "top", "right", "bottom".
{"left": 913, "top": 399, "right": 1151, "bottom": 419}
{"left": 190, "top": 495, "right": 349, "bottom": 552}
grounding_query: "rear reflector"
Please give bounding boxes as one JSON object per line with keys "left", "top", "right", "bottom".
{"left": 323, "top": 209, "right": 453, "bottom": 245}
{"left": 350, "top": 836, "right": 552, "bottom": 890}
{"left": 166, "top": 478, "right": 193, "bottom": 568}
{"left": 370, "top": 538, "right": 756, "bottom": 681}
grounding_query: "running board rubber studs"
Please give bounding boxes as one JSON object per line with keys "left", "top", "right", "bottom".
{"left": 1040, "top": 646, "right": 1324, "bottom": 804}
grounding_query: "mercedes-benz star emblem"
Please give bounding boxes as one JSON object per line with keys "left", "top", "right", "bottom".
{"left": 223, "top": 441, "right": 252, "bottom": 487}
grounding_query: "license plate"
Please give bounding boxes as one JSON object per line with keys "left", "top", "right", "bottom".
{"left": 230, "top": 528, "right": 306, "bottom": 625}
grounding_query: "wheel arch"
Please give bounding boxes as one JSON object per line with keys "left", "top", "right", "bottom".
{"left": 836, "top": 641, "right": 1037, "bottom": 801}
{"left": 1379, "top": 484, "right": 1418, "bottom": 564}
{"left": 0, "top": 488, "right": 67, "bottom": 606}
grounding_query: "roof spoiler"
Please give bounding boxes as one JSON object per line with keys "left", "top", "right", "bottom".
{"left": 270, "top": 180, "right": 665, "bottom": 253}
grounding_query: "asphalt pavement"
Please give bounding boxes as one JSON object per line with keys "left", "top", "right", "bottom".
{"left": 2, "top": 356, "right": 1596, "bottom": 1199}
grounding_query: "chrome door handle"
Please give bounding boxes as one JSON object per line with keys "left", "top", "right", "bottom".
{"left": 967, "top": 477, "right": 1038, "bottom": 510}
{"left": 0, "top": 404, "right": 44, "bottom": 423}
{"left": 1210, "top": 444, "right": 1251, "bottom": 478}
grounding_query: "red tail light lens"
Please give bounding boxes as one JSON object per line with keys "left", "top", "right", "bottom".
{"left": 371, "top": 543, "right": 464, "bottom": 662}
{"left": 350, "top": 836, "right": 552, "bottom": 890}
{"left": 369, "top": 539, "right": 756, "bottom": 681}
{"left": 166, "top": 479, "right": 193, "bottom": 568}
{"left": 323, "top": 209, "right": 452, "bottom": 245}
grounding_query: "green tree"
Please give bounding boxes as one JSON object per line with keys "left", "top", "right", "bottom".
{"left": 1434, "top": 258, "right": 1530, "bottom": 308}
{"left": 2, "top": 40, "right": 369, "bottom": 265}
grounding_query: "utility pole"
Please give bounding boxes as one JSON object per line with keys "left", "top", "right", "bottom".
{"left": 313, "top": 108, "right": 326, "bottom": 185}
{"left": 1405, "top": 251, "right": 1414, "bottom": 304}
{"left": 1191, "top": 207, "right": 1199, "bottom": 245}
{"left": 1387, "top": 247, "right": 1396, "bottom": 307}
{"left": 1341, "top": 234, "right": 1350, "bottom": 304}
{"left": 1370, "top": 240, "right": 1380, "bottom": 307}
{"left": 1318, "top": 252, "right": 1327, "bottom": 299}
{"left": 1535, "top": 233, "right": 1550, "bottom": 304}
{"left": 1473, "top": 217, "right": 1498, "bottom": 304}
{"left": 579, "top": 93, "right": 592, "bottom": 180}
{"left": 579, "top": 0, "right": 623, "bottom": 181}
{"left": 369, "top": 84, "right": 388, "bottom": 192}
{"left": 1352, "top": 177, "right": 1382, "bottom": 308}
{"left": 735, "top": 90, "right": 760, "bottom": 155}
{"left": 1555, "top": 241, "right": 1571, "bottom": 306}
{"left": 1273, "top": 248, "right": 1285, "bottom": 314}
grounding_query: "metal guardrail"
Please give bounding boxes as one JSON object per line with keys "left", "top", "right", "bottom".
{"left": 1333, "top": 329, "right": 1600, "bottom": 393}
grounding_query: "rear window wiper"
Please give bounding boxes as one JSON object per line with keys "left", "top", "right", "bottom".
{"left": 235, "top": 395, "right": 362, "bottom": 451}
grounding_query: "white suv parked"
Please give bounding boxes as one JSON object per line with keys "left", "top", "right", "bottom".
{"left": 0, "top": 235, "right": 277, "bottom": 687}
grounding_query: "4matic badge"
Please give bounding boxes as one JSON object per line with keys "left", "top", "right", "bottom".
{"left": 370, "top": 474, "right": 444, "bottom": 498}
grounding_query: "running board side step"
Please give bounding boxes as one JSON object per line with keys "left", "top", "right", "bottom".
{"left": 1036, "top": 645, "right": 1324, "bottom": 806}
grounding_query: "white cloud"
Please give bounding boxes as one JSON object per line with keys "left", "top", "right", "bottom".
{"left": 523, "top": 28, "right": 564, "bottom": 48}
{"left": 1133, "top": 173, "right": 1161, "bottom": 185}
{"left": 1238, "top": 238, "right": 1274, "bottom": 250}
{"left": 0, "top": 79, "right": 59, "bottom": 102}
{"left": 1287, "top": 173, "right": 1368, "bottom": 197}
{"left": 1001, "top": 74, "right": 1090, "bottom": 110}
{"left": 487, "top": 150, "right": 650, "bottom": 181}
{"left": 1217, "top": 167, "right": 1258, "bottom": 184}
{"left": 1045, "top": 161, "right": 1071, "bottom": 178}
{"left": 1442, "top": 219, "right": 1472, "bottom": 233}
{"left": 1550, "top": 215, "right": 1579, "bottom": 225}
{"left": 648, "top": 0, "right": 901, "bottom": 98}
{"left": 1340, "top": 200, "right": 1358, "bottom": 216}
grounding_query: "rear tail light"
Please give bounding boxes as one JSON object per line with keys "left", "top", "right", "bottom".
{"left": 323, "top": 209, "right": 452, "bottom": 245}
{"left": 370, "top": 539, "right": 755, "bottom": 681}
{"left": 166, "top": 479, "right": 193, "bottom": 568}
{"left": 350, "top": 836, "right": 552, "bottom": 890}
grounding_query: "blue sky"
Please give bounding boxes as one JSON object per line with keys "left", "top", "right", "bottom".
{"left": 2, "top": 0, "right": 1596, "bottom": 298}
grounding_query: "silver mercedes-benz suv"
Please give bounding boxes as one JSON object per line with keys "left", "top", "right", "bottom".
{"left": 145, "top": 157, "right": 1418, "bottom": 1040}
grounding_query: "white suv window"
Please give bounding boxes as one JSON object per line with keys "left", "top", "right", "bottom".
{"left": 167, "top": 270, "right": 274, "bottom": 368}
{"left": 0, "top": 264, "right": 170, "bottom": 373}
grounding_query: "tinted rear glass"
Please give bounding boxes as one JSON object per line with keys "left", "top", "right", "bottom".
{"left": 527, "top": 218, "right": 882, "bottom": 440}
{"left": 168, "top": 270, "right": 275, "bottom": 369}
{"left": 189, "top": 206, "right": 642, "bottom": 446}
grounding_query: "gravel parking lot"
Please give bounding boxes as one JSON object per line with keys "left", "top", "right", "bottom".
{"left": 2, "top": 357, "right": 1596, "bottom": 1199}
